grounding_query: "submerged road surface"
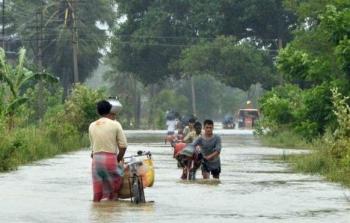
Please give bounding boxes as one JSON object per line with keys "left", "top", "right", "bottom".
{"left": 0, "top": 129, "right": 349, "bottom": 223}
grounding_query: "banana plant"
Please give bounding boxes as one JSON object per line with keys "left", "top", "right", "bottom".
{"left": 0, "top": 47, "right": 58, "bottom": 129}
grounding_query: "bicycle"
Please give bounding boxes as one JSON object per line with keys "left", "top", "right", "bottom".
{"left": 176, "top": 145, "right": 202, "bottom": 180}
{"left": 123, "top": 151, "right": 152, "bottom": 204}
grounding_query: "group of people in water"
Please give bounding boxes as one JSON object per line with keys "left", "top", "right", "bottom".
{"left": 166, "top": 113, "right": 222, "bottom": 181}
{"left": 88, "top": 99, "right": 222, "bottom": 202}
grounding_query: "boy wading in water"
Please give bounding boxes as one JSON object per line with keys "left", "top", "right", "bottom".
{"left": 192, "top": 119, "right": 222, "bottom": 179}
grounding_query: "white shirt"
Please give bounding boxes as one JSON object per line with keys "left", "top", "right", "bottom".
{"left": 166, "top": 119, "right": 177, "bottom": 132}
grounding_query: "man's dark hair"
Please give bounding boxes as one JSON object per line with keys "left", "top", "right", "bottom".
{"left": 194, "top": 121, "right": 202, "bottom": 129}
{"left": 96, "top": 100, "right": 111, "bottom": 116}
{"left": 189, "top": 118, "right": 196, "bottom": 123}
{"left": 203, "top": 119, "right": 214, "bottom": 126}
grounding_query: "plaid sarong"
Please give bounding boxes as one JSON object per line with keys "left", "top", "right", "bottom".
{"left": 92, "top": 152, "right": 122, "bottom": 202}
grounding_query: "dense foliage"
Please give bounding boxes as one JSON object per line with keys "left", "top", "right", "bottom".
{"left": 260, "top": 2, "right": 350, "bottom": 139}
{"left": 0, "top": 47, "right": 106, "bottom": 171}
{"left": 258, "top": 1, "right": 350, "bottom": 186}
{"left": 110, "top": 0, "right": 295, "bottom": 87}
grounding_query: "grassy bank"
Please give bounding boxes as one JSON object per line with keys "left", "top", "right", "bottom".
{"left": 259, "top": 131, "right": 312, "bottom": 150}
{"left": 0, "top": 80, "right": 104, "bottom": 172}
{"left": 0, "top": 126, "right": 89, "bottom": 172}
{"left": 259, "top": 131, "right": 350, "bottom": 187}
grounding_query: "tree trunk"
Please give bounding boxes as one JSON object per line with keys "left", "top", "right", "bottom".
{"left": 72, "top": 1, "right": 79, "bottom": 84}
{"left": 132, "top": 76, "right": 141, "bottom": 129}
{"left": 135, "top": 92, "right": 141, "bottom": 129}
{"left": 147, "top": 84, "right": 157, "bottom": 129}
{"left": 191, "top": 76, "right": 197, "bottom": 116}
{"left": 278, "top": 37, "right": 284, "bottom": 85}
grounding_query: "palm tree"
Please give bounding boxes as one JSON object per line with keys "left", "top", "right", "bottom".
{"left": 10, "top": 0, "right": 115, "bottom": 96}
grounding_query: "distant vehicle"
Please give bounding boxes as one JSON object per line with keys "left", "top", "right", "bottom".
{"left": 222, "top": 115, "right": 235, "bottom": 129}
{"left": 237, "top": 109, "right": 260, "bottom": 129}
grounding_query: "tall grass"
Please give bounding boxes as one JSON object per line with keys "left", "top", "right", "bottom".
{"left": 259, "top": 130, "right": 312, "bottom": 149}
{"left": 0, "top": 125, "right": 88, "bottom": 171}
{"left": 261, "top": 130, "right": 350, "bottom": 187}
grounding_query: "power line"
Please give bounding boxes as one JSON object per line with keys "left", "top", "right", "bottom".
{"left": 9, "top": 34, "right": 279, "bottom": 52}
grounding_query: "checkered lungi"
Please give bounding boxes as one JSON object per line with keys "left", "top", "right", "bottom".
{"left": 92, "top": 152, "right": 122, "bottom": 202}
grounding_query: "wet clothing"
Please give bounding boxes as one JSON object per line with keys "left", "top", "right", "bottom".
{"left": 183, "top": 130, "right": 201, "bottom": 143}
{"left": 183, "top": 126, "right": 191, "bottom": 137}
{"left": 91, "top": 152, "right": 122, "bottom": 201}
{"left": 202, "top": 161, "right": 221, "bottom": 177}
{"left": 89, "top": 117, "right": 127, "bottom": 154}
{"left": 89, "top": 117, "right": 127, "bottom": 202}
{"left": 192, "top": 134, "right": 222, "bottom": 171}
{"left": 166, "top": 119, "right": 177, "bottom": 135}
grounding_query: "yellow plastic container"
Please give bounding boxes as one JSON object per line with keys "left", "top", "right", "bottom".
{"left": 141, "top": 159, "right": 155, "bottom": 187}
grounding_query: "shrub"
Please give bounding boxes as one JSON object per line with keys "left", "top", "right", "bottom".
{"left": 64, "top": 84, "right": 106, "bottom": 133}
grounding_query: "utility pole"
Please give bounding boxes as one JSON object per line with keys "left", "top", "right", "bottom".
{"left": 2, "top": 0, "right": 5, "bottom": 50}
{"left": 36, "top": 2, "right": 45, "bottom": 120}
{"left": 278, "top": 37, "right": 283, "bottom": 85}
{"left": 37, "top": 4, "right": 43, "bottom": 70}
{"left": 71, "top": 0, "right": 79, "bottom": 83}
{"left": 190, "top": 76, "right": 197, "bottom": 116}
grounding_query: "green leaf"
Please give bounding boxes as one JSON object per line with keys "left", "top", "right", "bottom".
{"left": 5, "top": 97, "right": 29, "bottom": 116}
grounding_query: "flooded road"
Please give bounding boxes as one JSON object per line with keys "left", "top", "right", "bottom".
{"left": 0, "top": 129, "right": 349, "bottom": 223}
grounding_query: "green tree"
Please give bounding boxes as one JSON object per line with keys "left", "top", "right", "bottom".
{"left": 10, "top": 0, "right": 115, "bottom": 94}
{"left": 110, "top": 0, "right": 294, "bottom": 86}
{"left": 220, "top": 0, "right": 296, "bottom": 49}
{"left": 261, "top": 3, "right": 350, "bottom": 139}
{"left": 104, "top": 66, "right": 145, "bottom": 129}
{"left": 277, "top": 3, "right": 350, "bottom": 89}
{"left": 179, "top": 36, "right": 278, "bottom": 90}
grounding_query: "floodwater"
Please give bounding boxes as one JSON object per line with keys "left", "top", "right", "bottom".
{"left": 0, "top": 129, "right": 349, "bottom": 223}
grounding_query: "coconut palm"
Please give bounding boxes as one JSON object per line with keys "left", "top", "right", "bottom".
{"left": 9, "top": 0, "right": 115, "bottom": 95}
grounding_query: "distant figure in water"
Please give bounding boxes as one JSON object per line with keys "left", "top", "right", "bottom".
{"left": 89, "top": 99, "right": 127, "bottom": 202}
{"left": 165, "top": 110, "right": 177, "bottom": 144}
{"left": 191, "top": 119, "right": 222, "bottom": 179}
{"left": 183, "top": 117, "right": 196, "bottom": 141}
{"left": 183, "top": 121, "right": 202, "bottom": 143}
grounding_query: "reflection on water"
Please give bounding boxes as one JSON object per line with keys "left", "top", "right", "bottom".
{"left": 90, "top": 200, "right": 155, "bottom": 222}
{"left": 0, "top": 130, "right": 349, "bottom": 223}
{"left": 177, "top": 178, "right": 221, "bottom": 185}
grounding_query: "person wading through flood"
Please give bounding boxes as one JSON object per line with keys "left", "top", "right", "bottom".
{"left": 182, "top": 117, "right": 196, "bottom": 140}
{"left": 178, "top": 121, "right": 203, "bottom": 179}
{"left": 89, "top": 99, "right": 127, "bottom": 202}
{"left": 191, "top": 119, "right": 222, "bottom": 179}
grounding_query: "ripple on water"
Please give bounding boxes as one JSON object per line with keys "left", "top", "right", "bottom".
{"left": 0, "top": 130, "right": 350, "bottom": 223}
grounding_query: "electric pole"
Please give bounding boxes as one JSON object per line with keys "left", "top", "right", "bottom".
{"left": 2, "top": 0, "right": 5, "bottom": 50}
{"left": 36, "top": 2, "right": 45, "bottom": 120}
{"left": 191, "top": 76, "right": 197, "bottom": 116}
{"left": 71, "top": 0, "right": 79, "bottom": 83}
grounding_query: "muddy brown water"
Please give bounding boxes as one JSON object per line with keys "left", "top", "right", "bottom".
{"left": 0, "top": 129, "right": 349, "bottom": 223}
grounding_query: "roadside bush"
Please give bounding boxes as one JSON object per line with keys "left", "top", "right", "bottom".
{"left": 259, "top": 84, "right": 337, "bottom": 140}
{"left": 0, "top": 84, "right": 104, "bottom": 172}
{"left": 0, "top": 134, "right": 18, "bottom": 171}
{"left": 64, "top": 84, "right": 106, "bottom": 133}
{"left": 293, "top": 84, "right": 334, "bottom": 139}
{"left": 286, "top": 88, "right": 350, "bottom": 186}
{"left": 259, "top": 84, "right": 302, "bottom": 134}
